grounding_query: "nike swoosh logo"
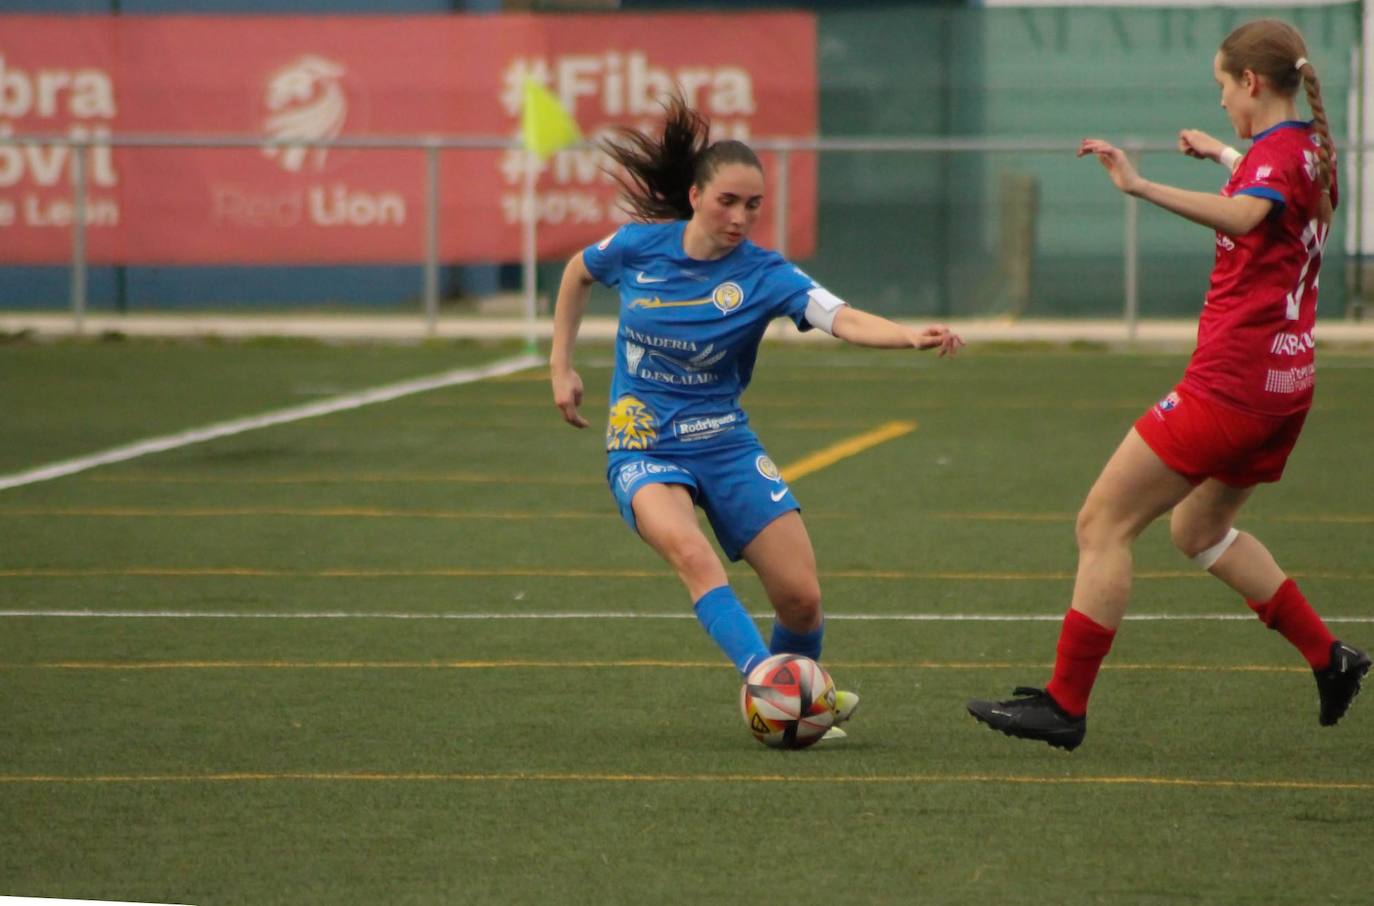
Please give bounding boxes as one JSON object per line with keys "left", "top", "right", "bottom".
{"left": 770, "top": 487, "right": 789, "bottom": 502}
{"left": 636, "top": 272, "right": 668, "bottom": 284}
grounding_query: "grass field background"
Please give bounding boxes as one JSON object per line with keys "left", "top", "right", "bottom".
{"left": 2, "top": 336, "right": 1371, "bottom": 905}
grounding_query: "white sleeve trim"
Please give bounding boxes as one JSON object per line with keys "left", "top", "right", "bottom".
{"left": 804, "top": 287, "right": 848, "bottom": 335}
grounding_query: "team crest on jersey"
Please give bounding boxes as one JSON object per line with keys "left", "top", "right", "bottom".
{"left": 607, "top": 395, "right": 657, "bottom": 450}
{"left": 712, "top": 282, "right": 745, "bottom": 314}
{"left": 755, "top": 454, "right": 781, "bottom": 481}
{"left": 1157, "top": 391, "right": 1180, "bottom": 413}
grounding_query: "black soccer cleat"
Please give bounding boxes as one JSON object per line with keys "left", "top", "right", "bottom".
{"left": 967, "top": 686, "right": 1087, "bottom": 751}
{"left": 1315, "top": 641, "right": 1372, "bottom": 727}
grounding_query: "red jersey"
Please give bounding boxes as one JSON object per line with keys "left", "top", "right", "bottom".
{"left": 1181, "top": 120, "right": 1337, "bottom": 417}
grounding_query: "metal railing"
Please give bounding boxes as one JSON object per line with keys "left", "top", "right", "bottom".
{"left": 2, "top": 133, "right": 1370, "bottom": 341}
{"left": 3, "top": 133, "right": 506, "bottom": 339}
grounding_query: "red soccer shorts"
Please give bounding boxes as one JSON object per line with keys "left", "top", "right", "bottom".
{"left": 1134, "top": 385, "right": 1308, "bottom": 487}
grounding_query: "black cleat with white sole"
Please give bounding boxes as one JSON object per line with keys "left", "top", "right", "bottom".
{"left": 1315, "top": 641, "right": 1371, "bottom": 727}
{"left": 967, "top": 686, "right": 1086, "bottom": 751}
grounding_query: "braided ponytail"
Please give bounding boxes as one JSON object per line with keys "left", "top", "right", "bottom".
{"left": 1296, "top": 59, "right": 1335, "bottom": 225}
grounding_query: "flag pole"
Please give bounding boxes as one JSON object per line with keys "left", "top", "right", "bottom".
{"left": 521, "top": 151, "right": 539, "bottom": 356}
{"left": 518, "top": 78, "right": 580, "bottom": 358}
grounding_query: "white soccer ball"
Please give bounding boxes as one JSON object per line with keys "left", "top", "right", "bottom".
{"left": 739, "top": 653, "right": 836, "bottom": 749}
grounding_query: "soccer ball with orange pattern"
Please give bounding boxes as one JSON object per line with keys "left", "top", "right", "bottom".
{"left": 739, "top": 654, "right": 836, "bottom": 749}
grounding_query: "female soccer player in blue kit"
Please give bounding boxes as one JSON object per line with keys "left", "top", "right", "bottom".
{"left": 550, "top": 95, "right": 962, "bottom": 738}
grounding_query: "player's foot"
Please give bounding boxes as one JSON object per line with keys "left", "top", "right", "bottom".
{"left": 1315, "top": 641, "right": 1371, "bottom": 726}
{"left": 966, "top": 686, "right": 1086, "bottom": 751}
{"left": 820, "top": 690, "right": 860, "bottom": 741}
{"left": 833, "top": 690, "right": 860, "bottom": 724}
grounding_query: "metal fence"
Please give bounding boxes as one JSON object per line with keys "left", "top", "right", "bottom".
{"left": 2, "top": 133, "right": 1370, "bottom": 341}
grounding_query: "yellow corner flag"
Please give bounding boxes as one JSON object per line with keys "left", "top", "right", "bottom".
{"left": 521, "top": 78, "right": 582, "bottom": 160}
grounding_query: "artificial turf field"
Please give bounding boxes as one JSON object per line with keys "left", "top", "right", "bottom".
{"left": 1, "top": 336, "right": 1371, "bottom": 905}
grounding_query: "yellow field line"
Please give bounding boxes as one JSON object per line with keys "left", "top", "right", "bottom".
{"left": 0, "top": 567, "right": 666, "bottom": 578}
{"left": 18, "top": 503, "right": 1368, "bottom": 526}
{"left": 0, "top": 771, "right": 1367, "bottom": 791}
{"left": 939, "top": 512, "right": 1075, "bottom": 522}
{"left": 11, "top": 659, "right": 720, "bottom": 670}
{"left": 8, "top": 506, "right": 1369, "bottom": 526}
{"left": 1267, "top": 514, "right": 1374, "bottom": 524}
{"left": 0, "top": 659, "right": 1306, "bottom": 673}
{"left": 87, "top": 473, "right": 603, "bottom": 486}
{"left": 0, "top": 507, "right": 853, "bottom": 520}
{"left": 3, "top": 567, "right": 1370, "bottom": 580}
{"left": 779, "top": 420, "right": 917, "bottom": 482}
{"left": 939, "top": 511, "right": 1374, "bottom": 525}
{"left": 482, "top": 399, "right": 1136, "bottom": 410}
{"left": 399, "top": 415, "right": 890, "bottom": 431}
{"left": 475, "top": 397, "right": 1353, "bottom": 412}
{"left": 0, "top": 507, "right": 611, "bottom": 520}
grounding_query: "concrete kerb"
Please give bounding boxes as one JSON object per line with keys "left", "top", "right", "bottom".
{"left": 3, "top": 312, "right": 1374, "bottom": 350}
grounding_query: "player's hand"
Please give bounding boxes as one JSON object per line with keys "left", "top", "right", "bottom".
{"left": 1077, "top": 138, "right": 1145, "bottom": 195}
{"left": 551, "top": 367, "right": 589, "bottom": 428}
{"left": 912, "top": 324, "right": 964, "bottom": 357}
{"left": 1178, "top": 129, "right": 1224, "bottom": 162}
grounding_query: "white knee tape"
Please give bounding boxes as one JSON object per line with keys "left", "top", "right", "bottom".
{"left": 1193, "top": 527, "right": 1240, "bottom": 570}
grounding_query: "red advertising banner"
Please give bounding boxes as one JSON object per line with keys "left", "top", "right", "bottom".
{"left": 0, "top": 14, "right": 816, "bottom": 265}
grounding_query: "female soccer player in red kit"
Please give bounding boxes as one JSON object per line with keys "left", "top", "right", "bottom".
{"left": 967, "top": 18, "right": 1368, "bottom": 750}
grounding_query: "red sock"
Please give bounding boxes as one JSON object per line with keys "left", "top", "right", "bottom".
{"left": 1246, "top": 579, "right": 1335, "bottom": 669}
{"left": 1045, "top": 609, "right": 1116, "bottom": 718}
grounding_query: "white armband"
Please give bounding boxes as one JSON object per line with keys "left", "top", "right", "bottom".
{"left": 804, "top": 287, "right": 848, "bottom": 336}
{"left": 1219, "top": 147, "right": 1242, "bottom": 171}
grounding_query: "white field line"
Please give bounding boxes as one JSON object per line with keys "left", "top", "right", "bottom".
{"left": 0, "top": 353, "right": 543, "bottom": 492}
{"left": 1, "top": 609, "right": 1372, "bottom": 623}
{"left": 0, "top": 899, "right": 192, "bottom": 906}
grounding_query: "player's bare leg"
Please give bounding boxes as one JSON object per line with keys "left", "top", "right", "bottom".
{"left": 1172, "top": 479, "right": 1370, "bottom": 725}
{"left": 969, "top": 430, "right": 1192, "bottom": 750}
{"left": 633, "top": 482, "right": 771, "bottom": 677}
{"left": 741, "top": 511, "right": 821, "bottom": 634}
{"left": 1170, "top": 480, "right": 1285, "bottom": 600}
{"left": 1069, "top": 430, "right": 1195, "bottom": 630}
{"left": 632, "top": 482, "right": 729, "bottom": 600}
{"left": 742, "top": 511, "right": 857, "bottom": 736}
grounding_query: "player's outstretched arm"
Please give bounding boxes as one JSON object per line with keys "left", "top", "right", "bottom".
{"left": 1077, "top": 138, "right": 1271, "bottom": 237}
{"left": 550, "top": 252, "right": 595, "bottom": 429}
{"left": 831, "top": 306, "right": 963, "bottom": 356}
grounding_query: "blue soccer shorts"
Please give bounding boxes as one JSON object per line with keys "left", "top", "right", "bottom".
{"left": 606, "top": 438, "right": 799, "bottom": 561}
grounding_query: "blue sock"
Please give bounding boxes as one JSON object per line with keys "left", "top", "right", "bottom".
{"left": 769, "top": 619, "right": 824, "bottom": 661}
{"left": 693, "top": 586, "right": 770, "bottom": 676}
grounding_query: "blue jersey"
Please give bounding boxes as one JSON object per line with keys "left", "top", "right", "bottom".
{"left": 582, "top": 220, "right": 820, "bottom": 452}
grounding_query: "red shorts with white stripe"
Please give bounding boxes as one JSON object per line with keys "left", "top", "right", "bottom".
{"left": 1133, "top": 385, "right": 1307, "bottom": 487}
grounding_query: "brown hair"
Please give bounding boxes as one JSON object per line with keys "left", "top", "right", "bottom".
{"left": 600, "top": 92, "right": 762, "bottom": 222}
{"left": 1219, "top": 19, "right": 1334, "bottom": 224}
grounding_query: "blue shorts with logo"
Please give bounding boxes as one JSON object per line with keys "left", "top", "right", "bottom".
{"left": 606, "top": 435, "right": 800, "bottom": 561}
